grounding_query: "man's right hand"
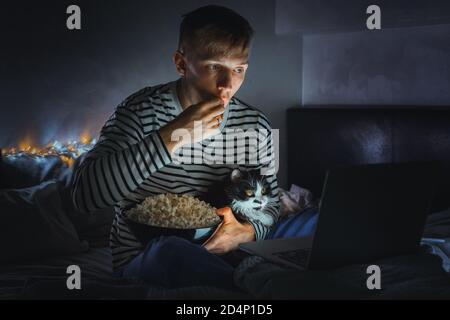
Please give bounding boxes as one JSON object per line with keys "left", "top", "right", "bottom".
{"left": 159, "top": 98, "right": 225, "bottom": 154}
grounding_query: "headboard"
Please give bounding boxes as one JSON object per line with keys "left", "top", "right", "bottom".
{"left": 287, "top": 107, "right": 450, "bottom": 213}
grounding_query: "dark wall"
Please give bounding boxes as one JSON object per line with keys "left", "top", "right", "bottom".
{"left": 276, "top": 0, "right": 450, "bottom": 106}
{"left": 302, "top": 24, "right": 450, "bottom": 105}
{"left": 276, "top": 0, "right": 450, "bottom": 34}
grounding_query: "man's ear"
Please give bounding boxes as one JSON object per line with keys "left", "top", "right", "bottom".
{"left": 230, "top": 169, "right": 242, "bottom": 183}
{"left": 173, "top": 50, "right": 186, "bottom": 77}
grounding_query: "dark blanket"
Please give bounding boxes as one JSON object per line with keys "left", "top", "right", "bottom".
{"left": 0, "top": 247, "right": 250, "bottom": 300}
{"left": 233, "top": 246, "right": 450, "bottom": 299}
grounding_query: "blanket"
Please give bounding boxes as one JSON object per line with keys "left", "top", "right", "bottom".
{"left": 233, "top": 247, "right": 450, "bottom": 299}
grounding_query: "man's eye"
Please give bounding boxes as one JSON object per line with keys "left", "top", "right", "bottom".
{"left": 234, "top": 68, "right": 244, "bottom": 74}
{"left": 207, "top": 64, "right": 220, "bottom": 71}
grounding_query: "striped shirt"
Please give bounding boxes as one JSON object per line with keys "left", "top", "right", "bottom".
{"left": 71, "top": 80, "right": 280, "bottom": 271}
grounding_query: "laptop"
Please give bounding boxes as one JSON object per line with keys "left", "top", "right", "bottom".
{"left": 239, "top": 162, "right": 439, "bottom": 270}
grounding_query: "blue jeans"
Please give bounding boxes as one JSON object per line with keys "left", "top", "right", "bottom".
{"left": 115, "top": 208, "right": 319, "bottom": 289}
{"left": 115, "top": 235, "right": 237, "bottom": 290}
{"left": 267, "top": 207, "right": 318, "bottom": 239}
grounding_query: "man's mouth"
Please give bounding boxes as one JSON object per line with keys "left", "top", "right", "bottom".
{"left": 220, "top": 96, "right": 229, "bottom": 106}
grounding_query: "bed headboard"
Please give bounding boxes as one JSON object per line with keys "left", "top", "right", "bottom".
{"left": 287, "top": 107, "right": 450, "bottom": 213}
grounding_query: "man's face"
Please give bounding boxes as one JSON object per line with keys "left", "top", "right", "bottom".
{"left": 178, "top": 45, "right": 250, "bottom": 107}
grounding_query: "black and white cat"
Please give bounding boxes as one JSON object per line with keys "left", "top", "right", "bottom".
{"left": 200, "top": 168, "right": 277, "bottom": 226}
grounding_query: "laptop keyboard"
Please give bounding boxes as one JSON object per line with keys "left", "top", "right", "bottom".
{"left": 273, "top": 248, "right": 311, "bottom": 267}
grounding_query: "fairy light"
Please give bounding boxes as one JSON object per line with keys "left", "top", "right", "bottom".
{"left": 1, "top": 132, "right": 97, "bottom": 167}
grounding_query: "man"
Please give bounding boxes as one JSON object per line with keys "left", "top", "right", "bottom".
{"left": 72, "top": 5, "right": 280, "bottom": 289}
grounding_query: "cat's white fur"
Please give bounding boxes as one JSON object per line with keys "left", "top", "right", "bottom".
{"left": 230, "top": 180, "right": 275, "bottom": 226}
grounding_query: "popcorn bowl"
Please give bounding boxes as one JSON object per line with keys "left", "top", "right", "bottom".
{"left": 123, "top": 193, "right": 223, "bottom": 246}
{"left": 125, "top": 218, "right": 221, "bottom": 246}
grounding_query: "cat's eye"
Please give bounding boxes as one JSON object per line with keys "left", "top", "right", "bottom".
{"left": 262, "top": 187, "right": 267, "bottom": 194}
{"left": 245, "top": 189, "right": 254, "bottom": 197}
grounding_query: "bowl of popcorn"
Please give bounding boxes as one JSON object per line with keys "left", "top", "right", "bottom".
{"left": 124, "top": 193, "right": 222, "bottom": 246}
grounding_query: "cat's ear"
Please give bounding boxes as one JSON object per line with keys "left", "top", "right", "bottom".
{"left": 230, "top": 169, "right": 242, "bottom": 183}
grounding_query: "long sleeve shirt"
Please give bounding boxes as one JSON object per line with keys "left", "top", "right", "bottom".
{"left": 71, "top": 80, "right": 280, "bottom": 271}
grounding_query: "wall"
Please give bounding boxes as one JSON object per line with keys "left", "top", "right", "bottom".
{"left": 275, "top": 0, "right": 450, "bottom": 106}
{"left": 303, "top": 24, "right": 450, "bottom": 105}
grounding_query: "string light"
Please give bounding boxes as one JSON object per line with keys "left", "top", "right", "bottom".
{"left": 2, "top": 134, "right": 96, "bottom": 166}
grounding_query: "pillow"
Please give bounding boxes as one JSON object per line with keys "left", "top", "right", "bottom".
{"left": 0, "top": 180, "right": 89, "bottom": 264}
{"left": 0, "top": 155, "right": 69, "bottom": 189}
{"left": 279, "top": 184, "right": 317, "bottom": 218}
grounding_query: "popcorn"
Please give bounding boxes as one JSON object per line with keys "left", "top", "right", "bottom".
{"left": 126, "top": 194, "right": 221, "bottom": 229}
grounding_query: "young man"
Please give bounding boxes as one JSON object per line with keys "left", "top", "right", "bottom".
{"left": 72, "top": 5, "right": 280, "bottom": 289}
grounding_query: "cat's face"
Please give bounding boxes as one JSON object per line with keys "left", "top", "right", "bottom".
{"left": 226, "top": 169, "right": 271, "bottom": 212}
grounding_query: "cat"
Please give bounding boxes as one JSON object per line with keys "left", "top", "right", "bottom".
{"left": 200, "top": 168, "right": 277, "bottom": 227}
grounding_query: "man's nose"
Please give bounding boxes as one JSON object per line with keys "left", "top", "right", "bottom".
{"left": 217, "top": 71, "right": 233, "bottom": 91}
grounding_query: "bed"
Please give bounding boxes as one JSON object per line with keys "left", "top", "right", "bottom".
{"left": 1, "top": 106, "right": 450, "bottom": 299}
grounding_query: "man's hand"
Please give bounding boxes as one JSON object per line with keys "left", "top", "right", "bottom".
{"left": 202, "top": 207, "right": 256, "bottom": 254}
{"left": 159, "top": 98, "right": 225, "bottom": 154}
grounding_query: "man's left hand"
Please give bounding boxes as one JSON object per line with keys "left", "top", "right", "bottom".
{"left": 202, "top": 207, "right": 255, "bottom": 254}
